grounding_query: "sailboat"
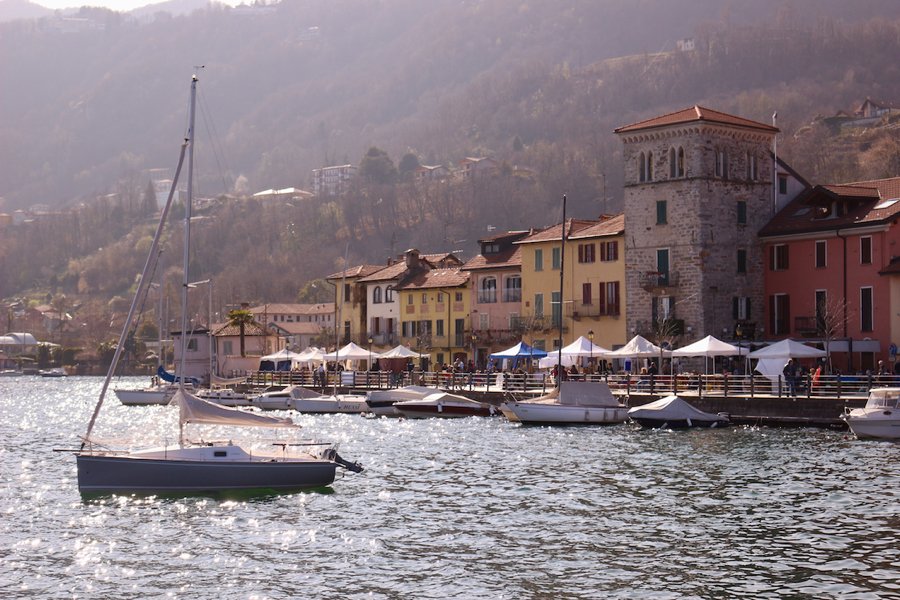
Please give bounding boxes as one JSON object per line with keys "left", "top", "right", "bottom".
{"left": 75, "top": 75, "right": 362, "bottom": 495}
{"left": 500, "top": 195, "right": 628, "bottom": 425}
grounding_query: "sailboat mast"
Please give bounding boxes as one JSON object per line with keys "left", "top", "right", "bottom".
{"left": 178, "top": 75, "right": 198, "bottom": 391}
{"left": 557, "top": 194, "right": 567, "bottom": 379}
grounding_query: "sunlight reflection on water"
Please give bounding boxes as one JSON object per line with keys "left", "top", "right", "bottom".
{"left": 1, "top": 376, "right": 898, "bottom": 598}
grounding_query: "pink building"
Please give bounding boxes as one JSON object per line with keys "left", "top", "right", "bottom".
{"left": 760, "top": 177, "right": 900, "bottom": 372}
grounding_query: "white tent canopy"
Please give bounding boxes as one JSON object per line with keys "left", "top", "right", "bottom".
{"left": 748, "top": 339, "right": 827, "bottom": 359}
{"left": 537, "top": 336, "right": 610, "bottom": 369}
{"left": 294, "top": 347, "right": 326, "bottom": 363}
{"left": 605, "top": 335, "right": 669, "bottom": 358}
{"left": 671, "top": 335, "right": 742, "bottom": 357}
{"left": 322, "top": 342, "right": 371, "bottom": 361}
{"left": 260, "top": 348, "right": 305, "bottom": 362}
{"left": 376, "top": 345, "right": 424, "bottom": 359}
{"left": 560, "top": 335, "right": 612, "bottom": 357}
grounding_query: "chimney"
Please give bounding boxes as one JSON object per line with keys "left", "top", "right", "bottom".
{"left": 404, "top": 248, "right": 420, "bottom": 269}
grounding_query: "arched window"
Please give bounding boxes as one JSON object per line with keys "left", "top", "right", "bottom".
{"left": 715, "top": 148, "right": 728, "bottom": 179}
{"left": 385, "top": 286, "right": 394, "bottom": 302}
{"left": 677, "top": 147, "right": 685, "bottom": 177}
{"left": 669, "top": 148, "right": 676, "bottom": 178}
{"left": 479, "top": 276, "right": 497, "bottom": 303}
{"left": 746, "top": 152, "right": 758, "bottom": 181}
{"left": 646, "top": 151, "right": 653, "bottom": 181}
{"left": 372, "top": 286, "right": 382, "bottom": 304}
{"left": 638, "top": 152, "right": 647, "bottom": 182}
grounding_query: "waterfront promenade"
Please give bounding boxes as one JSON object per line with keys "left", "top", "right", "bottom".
{"left": 240, "top": 369, "right": 884, "bottom": 428}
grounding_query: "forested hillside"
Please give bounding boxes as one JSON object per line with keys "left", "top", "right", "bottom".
{"left": 3, "top": 0, "right": 900, "bottom": 349}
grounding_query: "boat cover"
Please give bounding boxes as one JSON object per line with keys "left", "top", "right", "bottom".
{"left": 627, "top": 395, "right": 724, "bottom": 422}
{"left": 527, "top": 381, "right": 620, "bottom": 407}
{"left": 173, "top": 388, "right": 297, "bottom": 428}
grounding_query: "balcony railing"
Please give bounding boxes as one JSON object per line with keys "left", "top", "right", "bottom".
{"left": 502, "top": 289, "right": 522, "bottom": 303}
{"left": 794, "top": 316, "right": 822, "bottom": 337}
{"left": 477, "top": 290, "right": 498, "bottom": 304}
{"left": 642, "top": 270, "right": 679, "bottom": 290}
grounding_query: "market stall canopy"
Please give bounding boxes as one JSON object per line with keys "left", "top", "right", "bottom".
{"left": 294, "top": 347, "right": 326, "bottom": 363}
{"left": 376, "top": 345, "right": 425, "bottom": 359}
{"left": 671, "top": 335, "right": 742, "bottom": 357}
{"left": 747, "top": 339, "right": 827, "bottom": 359}
{"left": 604, "top": 335, "right": 669, "bottom": 358}
{"left": 258, "top": 348, "right": 306, "bottom": 371}
{"left": 559, "top": 335, "right": 612, "bottom": 357}
{"left": 489, "top": 341, "right": 548, "bottom": 359}
{"left": 322, "top": 342, "right": 371, "bottom": 361}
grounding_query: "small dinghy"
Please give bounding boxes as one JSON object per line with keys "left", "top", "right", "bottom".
{"left": 627, "top": 395, "right": 730, "bottom": 429}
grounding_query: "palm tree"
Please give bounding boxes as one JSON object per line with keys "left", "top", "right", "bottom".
{"left": 226, "top": 309, "right": 255, "bottom": 357}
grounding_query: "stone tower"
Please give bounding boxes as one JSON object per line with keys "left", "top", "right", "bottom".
{"left": 614, "top": 106, "right": 778, "bottom": 344}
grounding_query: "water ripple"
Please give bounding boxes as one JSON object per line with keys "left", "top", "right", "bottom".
{"left": 1, "top": 377, "right": 898, "bottom": 598}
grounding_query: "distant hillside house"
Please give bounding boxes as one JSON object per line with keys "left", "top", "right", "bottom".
{"left": 312, "top": 164, "right": 357, "bottom": 196}
{"left": 676, "top": 38, "right": 695, "bottom": 52}
{"left": 248, "top": 303, "right": 334, "bottom": 329}
{"left": 414, "top": 164, "right": 450, "bottom": 183}
{"left": 457, "top": 157, "right": 498, "bottom": 180}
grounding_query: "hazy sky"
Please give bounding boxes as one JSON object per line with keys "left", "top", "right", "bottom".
{"left": 35, "top": 1, "right": 238, "bottom": 9}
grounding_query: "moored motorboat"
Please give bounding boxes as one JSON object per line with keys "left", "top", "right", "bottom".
{"left": 365, "top": 385, "right": 437, "bottom": 416}
{"left": 252, "top": 385, "right": 369, "bottom": 414}
{"left": 500, "top": 381, "right": 628, "bottom": 425}
{"left": 627, "top": 395, "right": 731, "bottom": 429}
{"left": 196, "top": 387, "right": 252, "bottom": 407}
{"left": 393, "top": 391, "right": 496, "bottom": 418}
{"left": 39, "top": 367, "right": 67, "bottom": 377}
{"left": 842, "top": 387, "right": 900, "bottom": 439}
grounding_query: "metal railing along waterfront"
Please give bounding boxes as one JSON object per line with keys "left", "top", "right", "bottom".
{"left": 240, "top": 370, "right": 890, "bottom": 399}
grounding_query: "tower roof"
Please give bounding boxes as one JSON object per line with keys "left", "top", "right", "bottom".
{"left": 615, "top": 105, "right": 779, "bottom": 134}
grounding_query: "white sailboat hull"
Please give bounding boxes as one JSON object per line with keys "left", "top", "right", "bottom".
{"left": 114, "top": 386, "right": 174, "bottom": 406}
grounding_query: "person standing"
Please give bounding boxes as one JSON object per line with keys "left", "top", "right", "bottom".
{"left": 783, "top": 358, "right": 798, "bottom": 397}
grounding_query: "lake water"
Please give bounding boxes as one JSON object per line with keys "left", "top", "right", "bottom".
{"left": 1, "top": 376, "right": 898, "bottom": 599}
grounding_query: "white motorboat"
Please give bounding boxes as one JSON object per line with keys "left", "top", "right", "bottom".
{"left": 500, "top": 381, "right": 628, "bottom": 425}
{"left": 365, "top": 385, "right": 437, "bottom": 416}
{"left": 74, "top": 75, "right": 362, "bottom": 496}
{"left": 393, "top": 391, "right": 497, "bottom": 418}
{"left": 115, "top": 381, "right": 179, "bottom": 406}
{"left": 252, "top": 385, "right": 369, "bottom": 414}
{"left": 196, "top": 387, "right": 252, "bottom": 407}
{"left": 39, "top": 367, "right": 67, "bottom": 377}
{"left": 842, "top": 387, "right": 900, "bottom": 440}
{"left": 627, "top": 395, "right": 730, "bottom": 429}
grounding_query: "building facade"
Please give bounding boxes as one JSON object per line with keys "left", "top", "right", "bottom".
{"left": 615, "top": 106, "right": 779, "bottom": 346}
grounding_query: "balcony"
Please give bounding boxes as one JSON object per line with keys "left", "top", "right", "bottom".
{"left": 794, "top": 316, "right": 822, "bottom": 337}
{"left": 502, "top": 289, "right": 522, "bottom": 303}
{"left": 642, "top": 270, "right": 679, "bottom": 291}
{"left": 477, "top": 290, "right": 498, "bottom": 304}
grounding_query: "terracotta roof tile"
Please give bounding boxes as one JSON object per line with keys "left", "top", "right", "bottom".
{"left": 568, "top": 213, "right": 625, "bottom": 239}
{"left": 461, "top": 246, "right": 522, "bottom": 271}
{"left": 395, "top": 268, "right": 470, "bottom": 290}
{"left": 760, "top": 176, "right": 900, "bottom": 237}
{"left": 615, "top": 105, "right": 779, "bottom": 134}
{"left": 515, "top": 219, "right": 598, "bottom": 244}
{"left": 325, "top": 264, "right": 385, "bottom": 280}
{"left": 249, "top": 303, "right": 332, "bottom": 315}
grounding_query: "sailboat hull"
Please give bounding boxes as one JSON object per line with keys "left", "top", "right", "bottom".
{"left": 76, "top": 451, "right": 337, "bottom": 495}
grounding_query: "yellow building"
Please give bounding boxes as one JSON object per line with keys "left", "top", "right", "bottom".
{"left": 396, "top": 268, "right": 472, "bottom": 368}
{"left": 515, "top": 214, "right": 626, "bottom": 352}
{"left": 325, "top": 264, "right": 384, "bottom": 348}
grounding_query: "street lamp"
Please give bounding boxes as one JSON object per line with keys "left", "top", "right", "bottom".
{"left": 588, "top": 329, "right": 594, "bottom": 377}
{"left": 367, "top": 335, "right": 374, "bottom": 386}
